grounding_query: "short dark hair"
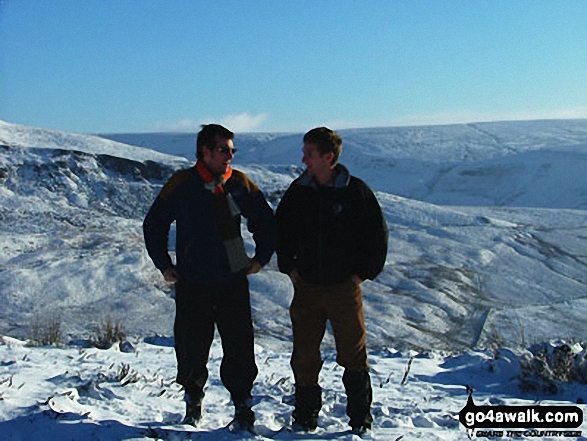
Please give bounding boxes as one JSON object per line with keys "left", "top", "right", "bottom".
{"left": 196, "top": 124, "right": 234, "bottom": 159}
{"left": 303, "top": 127, "right": 342, "bottom": 165}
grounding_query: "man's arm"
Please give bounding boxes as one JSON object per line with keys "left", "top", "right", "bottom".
{"left": 234, "top": 171, "right": 277, "bottom": 269}
{"left": 248, "top": 191, "right": 276, "bottom": 268}
{"left": 355, "top": 183, "right": 389, "bottom": 281}
{"left": 275, "top": 185, "right": 298, "bottom": 276}
{"left": 143, "top": 195, "right": 176, "bottom": 278}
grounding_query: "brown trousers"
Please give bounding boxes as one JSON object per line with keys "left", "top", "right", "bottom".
{"left": 289, "top": 279, "right": 369, "bottom": 387}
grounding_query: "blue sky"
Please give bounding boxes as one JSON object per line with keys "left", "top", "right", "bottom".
{"left": 1, "top": 0, "right": 586, "bottom": 134}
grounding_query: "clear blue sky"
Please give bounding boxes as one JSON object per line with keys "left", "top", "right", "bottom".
{"left": 1, "top": 0, "right": 586, "bottom": 134}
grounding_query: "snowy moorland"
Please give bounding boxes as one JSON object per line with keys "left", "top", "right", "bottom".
{"left": 1, "top": 119, "right": 587, "bottom": 439}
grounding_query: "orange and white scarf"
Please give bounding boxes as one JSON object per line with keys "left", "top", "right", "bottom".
{"left": 196, "top": 161, "right": 251, "bottom": 274}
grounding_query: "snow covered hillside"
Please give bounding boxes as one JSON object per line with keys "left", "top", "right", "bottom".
{"left": 2, "top": 119, "right": 587, "bottom": 350}
{"left": 2, "top": 119, "right": 587, "bottom": 439}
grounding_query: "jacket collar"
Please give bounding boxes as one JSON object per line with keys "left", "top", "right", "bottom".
{"left": 297, "top": 164, "right": 351, "bottom": 189}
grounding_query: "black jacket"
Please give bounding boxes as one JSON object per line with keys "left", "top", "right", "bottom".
{"left": 143, "top": 166, "right": 276, "bottom": 285}
{"left": 276, "top": 165, "right": 388, "bottom": 286}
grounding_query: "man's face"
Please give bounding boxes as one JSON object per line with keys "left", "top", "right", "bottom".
{"left": 302, "top": 142, "right": 334, "bottom": 182}
{"left": 202, "top": 136, "right": 235, "bottom": 176}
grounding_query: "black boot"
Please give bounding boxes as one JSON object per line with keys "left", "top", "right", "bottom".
{"left": 230, "top": 398, "right": 255, "bottom": 433}
{"left": 292, "top": 384, "right": 322, "bottom": 431}
{"left": 182, "top": 389, "right": 204, "bottom": 426}
{"left": 342, "top": 369, "right": 373, "bottom": 433}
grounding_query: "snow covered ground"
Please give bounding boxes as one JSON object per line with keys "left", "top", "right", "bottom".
{"left": 1, "top": 119, "right": 587, "bottom": 439}
{"left": 2, "top": 336, "right": 587, "bottom": 440}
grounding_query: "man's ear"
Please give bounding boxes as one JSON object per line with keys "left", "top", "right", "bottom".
{"left": 201, "top": 145, "right": 211, "bottom": 160}
{"left": 326, "top": 152, "right": 335, "bottom": 166}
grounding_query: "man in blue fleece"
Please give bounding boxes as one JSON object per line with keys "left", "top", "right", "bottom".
{"left": 143, "top": 124, "right": 276, "bottom": 432}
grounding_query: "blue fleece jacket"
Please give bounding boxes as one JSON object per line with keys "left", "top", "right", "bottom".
{"left": 143, "top": 166, "right": 276, "bottom": 285}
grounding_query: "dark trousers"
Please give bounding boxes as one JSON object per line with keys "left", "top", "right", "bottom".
{"left": 173, "top": 276, "right": 258, "bottom": 404}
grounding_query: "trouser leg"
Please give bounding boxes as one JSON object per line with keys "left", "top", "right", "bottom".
{"left": 289, "top": 282, "right": 327, "bottom": 387}
{"left": 326, "top": 281, "right": 369, "bottom": 371}
{"left": 289, "top": 282, "right": 327, "bottom": 427}
{"left": 173, "top": 280, "right": 215, "bottom": 402}
{"left": 326, "top": 280, "right": 372, "bottom": 428}
{"left": 215, "top": 277, "right": 258, "bottom": 405}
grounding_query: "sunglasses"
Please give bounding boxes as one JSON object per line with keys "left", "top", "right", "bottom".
{"left": 215, "top": 146, "right": 238, "bottom": 155}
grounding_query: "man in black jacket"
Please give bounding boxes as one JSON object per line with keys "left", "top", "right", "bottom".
{"left": 143, "top": 124, "right": 276, "bottom": 432}
{"left": 276, "top": 127, "right": 388, "bottom": 435}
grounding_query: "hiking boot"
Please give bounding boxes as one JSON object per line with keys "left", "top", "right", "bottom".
{"left": 182, "top": 390, "right": 204, "bottom": 426}
{"left": 291, "top": 416, "right": 318, "bottom": 432}
{"left": 291, "top": 384, "right": 321, "bottom": 431}
{"left": 351, "top": 424, "right": 371, "bottom": 437}
{"left": 182, "top": 401, "right": 202, "bottom": 426}
{"left": 229, "top": 398, "right": 255, "bottom": 433}
{"left": 343, "top": 369, "right": 373, "bottom": 431}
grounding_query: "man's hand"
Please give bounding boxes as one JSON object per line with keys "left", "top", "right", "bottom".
{"left": 351, "top": 275, "right": 364, "bottom": 285}
{"left": 289, "top": 269, "right": 302, "bottom": 285}
{"left": 163, "top": 266, "right": 180, "bottom": 283}
{"left": 247, "top": 259, "right": 262, "bottom": 275}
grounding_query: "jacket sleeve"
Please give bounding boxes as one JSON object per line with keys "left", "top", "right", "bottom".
{"left": 235, "top": 172, "right": 277, "bottom": 267}
{"left": 275, "top": 185, "right": 298, "bottom": 276}
{"left": 248, "top": 192, "right": 277, "bottom": 267}
{"left": 355, "top": 183, "right": 389, "bottom": 281}
{"left": 143, "top": 189, "right": 176, "bottom": 274}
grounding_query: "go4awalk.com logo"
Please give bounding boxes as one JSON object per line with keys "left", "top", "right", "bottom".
{"left": 459, "top": 389, "right": 583, "bottom": 438}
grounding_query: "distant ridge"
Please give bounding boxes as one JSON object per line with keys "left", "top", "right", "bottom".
{"left": 100, "top": 119, "right": 587, "bottom": 210}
